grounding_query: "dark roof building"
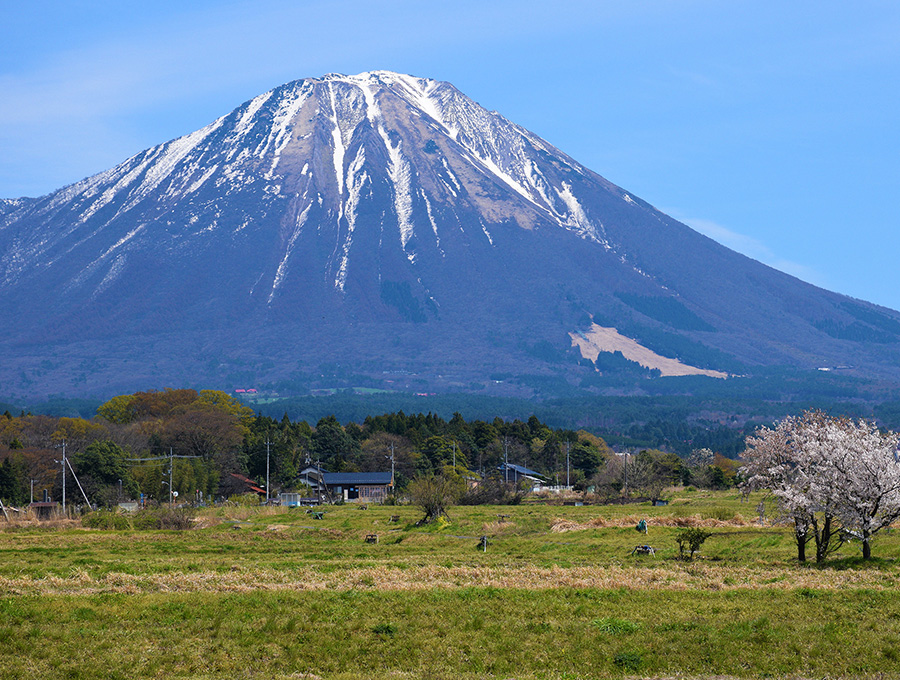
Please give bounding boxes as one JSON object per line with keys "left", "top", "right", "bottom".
{"left": 322, "top": 472, "right": 393, "bottom": 502}
{"left": 498, "top": 463, "right": 546, "bottom": 487}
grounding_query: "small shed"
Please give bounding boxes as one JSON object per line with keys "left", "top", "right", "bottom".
{"left": 29, "top": 501, "right": 60, "bottom": 520}
{"left": 278, "top": 492, "right": 320, "bottom": 507}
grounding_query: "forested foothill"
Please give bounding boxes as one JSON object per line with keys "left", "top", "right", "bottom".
{"left": 6, "top": 362, "right": 900, "bottom": 462}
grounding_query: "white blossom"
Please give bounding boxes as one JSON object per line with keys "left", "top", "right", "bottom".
{"left": 743, "top": 410, "right": 900, "bottom": 560}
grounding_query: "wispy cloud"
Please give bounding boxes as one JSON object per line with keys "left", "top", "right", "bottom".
{"left": 667, "top": 210, "right": 828, "bottom": 288}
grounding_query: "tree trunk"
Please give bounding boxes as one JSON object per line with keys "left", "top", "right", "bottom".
{"left": 795, "top": 522, "right": 807, "bottom": 562}
{"left": 862, "top": 532, "right": 872, "bottom": 560}
{"left": 815, "top": 515, "right": 831, "bottom": 563}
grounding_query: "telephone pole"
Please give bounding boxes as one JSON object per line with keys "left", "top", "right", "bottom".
{"left": 59, "top": 439, "right": 67, "bottom": 514}
{"left": 265, "top": 437, "right": 272, "bottom": 503}
{"left": 504, "top": 437, "right": 509, "bottom": 484}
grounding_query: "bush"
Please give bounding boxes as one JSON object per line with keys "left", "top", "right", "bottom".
{"left": 81, "top": 510, "right": 131, "bottom": 530}
{"left": 613, "top": 650, "right": 643, "bottom": 672}
{"left": 408, "top": 474, "right": 463, "bottom": 523}
{"left": 459, "top": 476, "right": 524, "bottom": 505}
{"left": 227, "top": 492, "right": 263, "bottom": 507}
{"left": 592, "top": 618, "right": 640, "bottom": 635}
{"left": 675, "top": 527, "right": 712, "bottom": 560}
{"left": 132, "top": 508, "right": 195, "bottom": 530}
{"left": 371, "top": 623, "right": 397, "bottom": 637}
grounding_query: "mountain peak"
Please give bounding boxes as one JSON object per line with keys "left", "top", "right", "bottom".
{"left": 2, "top": 71, "right": 899, "bottom": 398}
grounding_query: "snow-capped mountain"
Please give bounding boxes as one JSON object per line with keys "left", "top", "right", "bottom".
{"left": 2, "top": 71, "right": 899, "bottom": 398}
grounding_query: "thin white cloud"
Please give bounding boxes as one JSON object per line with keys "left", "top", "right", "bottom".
{"left": 668, "top": 211, "right": 828, "bottom": 288}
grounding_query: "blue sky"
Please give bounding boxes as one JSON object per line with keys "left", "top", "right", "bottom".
{"left": 2, "top": 1, "right": 898, "bottom": 310}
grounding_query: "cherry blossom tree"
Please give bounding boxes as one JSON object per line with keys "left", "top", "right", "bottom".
{"left": 822, "top": 417, "right": 900, "bottom": 560}
{"left": 743, "top": 411, "right": 843, "bottom": 562}
{"left": 744, "top": 410, "right": 900, "bottom": 561}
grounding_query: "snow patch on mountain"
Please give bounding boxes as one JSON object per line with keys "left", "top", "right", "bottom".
{"left": 94, "top": 253, "right": 127, "bottom": 297}
{"left": 336, "top": 146, "right": 370, "bottom": 291}
{"left": 270, "top": 201, "right": 311, "bottom": 303}
{"left": 327, "top": 82, "right": 348, "bottom": 203}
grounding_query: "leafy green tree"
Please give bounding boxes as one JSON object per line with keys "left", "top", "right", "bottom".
{"left": 311, "top": 415, "right": 358, "bottom": 467}
{"left": 0, "top": 453, "right": 29, "bottom": 505}
{"left": 570, "top": 442, "right": 602, "bottom": 476}
{"left": 408, "top": 473, "right": 464, "bottom": 523}
{"left": 71, "top": 440, "right": 139, "bottom": 507}
{"left": 96, "top": 394, "right": 139, "bottom": 424}
{"left": 675, "top": 528, "right": 712, "bottom": 560}
{"left": 418, "top": 436, "right": 467, "bottom": 470}
{"left": 196, "top": 390, "right": 254, "bottom": 426}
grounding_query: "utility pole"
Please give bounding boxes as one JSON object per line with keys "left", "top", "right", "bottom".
{"left": 504, "top": 437, "right": 509, "bottom": 484}
{"left": 386, "top": 442, "right": 395, "bottom": 484}
{"left": 169, "top": 448, "right": 174, "bottom": 508}
{"left": 66, "top": 457, "right": 92, "bottom": 509}
{"left": 265, "top": 437, "right": 272, "bottom": 503}
{"left": 60, "top": 439, "right": 67, "bottom": 515}
{"left": 566, "top": 441, "right": 571, "bottom": 488}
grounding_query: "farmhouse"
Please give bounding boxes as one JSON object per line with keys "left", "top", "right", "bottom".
{"left": 321, "top": 472, "right": 393, "bottom": 502}
{"left": 498, "top": 463, "right": 546, "bottom": 490}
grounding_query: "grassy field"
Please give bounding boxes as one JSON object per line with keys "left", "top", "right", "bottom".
{"left": 2, "top": 490, "right": 899, "bottom": 679}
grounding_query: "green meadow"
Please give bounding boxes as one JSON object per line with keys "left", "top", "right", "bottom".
{"left": 2, "top": 491, "right": 899, "bottom": 679}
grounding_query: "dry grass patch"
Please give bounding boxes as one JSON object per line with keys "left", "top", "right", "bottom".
{"left": 481, "top": 520, "right": 517, "bottom": 534}
{"left": 551, "top": 513, "right": 755, "bottom": 532}
{"left": 3, "top": 561, "right": 899, "bottom": 596}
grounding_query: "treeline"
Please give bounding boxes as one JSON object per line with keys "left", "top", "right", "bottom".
{"left": 243, "top": 411, "right": 609, "bottom": 492}
{"left": 0, "top": 388, "right": 740, "bottom": 509}
{"left": 0, "top": 389, "right": 254, "bottom": 508}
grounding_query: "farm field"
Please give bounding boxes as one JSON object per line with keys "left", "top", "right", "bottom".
{"left": 2, "top": 490, "right": 900, "bottom": 679}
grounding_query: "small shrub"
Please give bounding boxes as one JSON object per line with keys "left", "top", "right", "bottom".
{"left": 372, "top": 623, "right": 397, "bottom": 637}
{"left": 132, "top": 508, "right": 195, "bottom": 531}
{"left": 675, "top": 527, "right": 712, "bottom": 560}
{"left": 81, "top": 510, "right": 131, "bottom": 530}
